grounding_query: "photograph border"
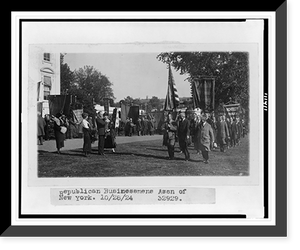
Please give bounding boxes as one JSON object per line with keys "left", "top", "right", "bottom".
{"left": 5, "top": 2, "right": 286, "bottom": 236}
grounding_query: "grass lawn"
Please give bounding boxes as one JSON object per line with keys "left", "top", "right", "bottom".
{"left": 38, "top": 135, "right": 249, "bottom": 177}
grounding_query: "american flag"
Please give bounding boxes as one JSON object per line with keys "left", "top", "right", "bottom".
{"left": 164, "top": 64, "right": 180, "bottom": 111}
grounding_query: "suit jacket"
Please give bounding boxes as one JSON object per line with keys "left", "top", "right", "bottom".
{"left": 217, "top": 121, "right": 229, "bottom": 140}
{"left": 178, "top": 118, "right": 190, "bottom": 140}
{"left": 96, "top": 117, "right": 106, "bottom": 136}
{"left": 197, "top": 122, "right": 214, "bottom": 151}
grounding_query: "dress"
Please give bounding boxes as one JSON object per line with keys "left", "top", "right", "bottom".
{"left": 104, "top": 122, "right": 117, "bottom": 149}
{"left": 53, "top": 118, "right": 66, "bottom": 150}
{"left": 82, "top": 119, "right": 91, "bottom": 154}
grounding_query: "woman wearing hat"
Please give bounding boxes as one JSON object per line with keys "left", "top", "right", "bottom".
{"left": 52, "top": 113, "right": 68, "bottom": 154}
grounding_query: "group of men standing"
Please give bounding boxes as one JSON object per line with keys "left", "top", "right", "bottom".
{"left": 162, "top": 111, "right": 247, "bottom": 164}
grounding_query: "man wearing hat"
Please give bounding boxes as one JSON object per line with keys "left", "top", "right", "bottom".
{"left": 177, "top": 111, "right": 190, "bottom": 161}
{"left": 197, "top": 113, "right": 214, "bottom": 164}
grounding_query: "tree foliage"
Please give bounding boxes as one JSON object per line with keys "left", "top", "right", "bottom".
{"left": 60, "top": 54, "right": 75, "bottom": 95}
{"left": 156, "top": 52, "right": 249, "bottom": 109}
{"left": 60, "top": 54, "right": 115, "bottom": 114}
{"left": 148, "top": 96, "right": 161, "bottom": 110}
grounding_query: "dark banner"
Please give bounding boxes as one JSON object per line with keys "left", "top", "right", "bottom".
{"left": 48, "top": 95, "right": 72, "bottom": 117}
{"left": 191, "top": 77, "right": 215, "bottom": 112}
{"left": 128, "top": 106, "right": 140, "bottom": 124}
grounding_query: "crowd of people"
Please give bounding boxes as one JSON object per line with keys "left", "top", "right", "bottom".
{"left": 37, "top": 110, "right": 117, "bottom": 156}
{"left": 124, "top": 117, "right": 156, "bottom": 137}
{"left": 37, "top": 108, "right": 247, "bottom": 160}
{"left": 161, "top": 110, "right": 248, "bottom": 163}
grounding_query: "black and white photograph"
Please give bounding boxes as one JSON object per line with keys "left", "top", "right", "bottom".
{"left": 10, "top": 14, "right": 278, "bottom": 229}
{"left": 36, "top": 51, "right": 250, "bottom": 178}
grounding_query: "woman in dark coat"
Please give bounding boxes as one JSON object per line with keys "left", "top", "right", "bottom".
{"left": 104, "top": 119, "right": 117, "bottom": 153}
{"left": 82, "top": 113, "right": 92, "bottom": 157}
{"left": 53, "top": 113, "right": 68, "bottom": 154}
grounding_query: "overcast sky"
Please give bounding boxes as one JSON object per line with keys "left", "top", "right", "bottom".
{"left": 64, "top": 53, "right": 191, "bottom": 101}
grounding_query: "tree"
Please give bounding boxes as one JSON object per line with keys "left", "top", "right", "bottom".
{"left": 70, "top": 65, "right": 115, "bottom": 114}
{"left": 148, "top": 96, "right": 161, "bottom": 110}
{"left": 60, "top": 53, "right": 75, "bottom": 95}
{"left": 156, "top": 52, "right": 249, "bottom": 109}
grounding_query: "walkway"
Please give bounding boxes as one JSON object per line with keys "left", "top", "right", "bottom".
{"left": 38, "top": 135, "right": 162, "bottom": 152}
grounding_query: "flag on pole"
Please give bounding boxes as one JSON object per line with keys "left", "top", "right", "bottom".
{"left": 163, "top": 64, "right": 180, "bottom": 111}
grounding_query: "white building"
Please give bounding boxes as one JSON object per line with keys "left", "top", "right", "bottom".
{"left": 29, "top": 46, "right": 61, "bottom": 115}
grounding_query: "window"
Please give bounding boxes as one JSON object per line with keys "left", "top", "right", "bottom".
{"left": 43, "top": 53, "right": 50, "bottom": 62}
{"left": 43, "top": 75, "right": 52, "bottom": 100}
{"left": 44, "top": 75, "right": 51, "bottom": 87}
{"left": 44, "top": 86, "right": 51, "bottom": 100}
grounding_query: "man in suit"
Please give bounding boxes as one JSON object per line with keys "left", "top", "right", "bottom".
{"left": 198, "top": 113, "right": 214, "bottom": 164}
{"left": 230, "top": 117, "right": 238, "bottom": 147}
{"left": 96, "top": 111, "right": 106, "bottom": 155}
{"left": 216, "top": 115, "right": 230, "bottom": 152}
{"left": 177, "top": 112, "right": 190, "bottom": 161}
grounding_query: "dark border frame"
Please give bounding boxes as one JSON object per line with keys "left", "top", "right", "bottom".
{"left": 5, "top": 3, "right": 286, "bottom": 236}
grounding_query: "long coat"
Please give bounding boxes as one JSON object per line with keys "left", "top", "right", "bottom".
{"left": 53, "top": 118, "right": 66, "bottom": 150}
{"left": 193, "top": 120, "right": 202, "bottom": 150}
{"left": 96, "top": 117, "right": 106, "bottom": 136}
{"left": 231, "top": 121, "right": 238, "bottom": 140}
{"left": 236, "top": 121, "right": 243, "bottom": 139}
{"left": 196, "top": 122, "right": 214, "bottom": 151}
{"left": 216, "top": 121, "right": 229, "bottom": 144}
{"left": 178, "top": 118, "right": 190, "bottom": 142}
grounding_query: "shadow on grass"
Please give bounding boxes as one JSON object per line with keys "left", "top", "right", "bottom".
{"left": 38, "top": 148, "right": 202, "bottom": 162}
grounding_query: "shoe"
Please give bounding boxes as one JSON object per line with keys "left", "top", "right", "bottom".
{"left": 203, "top": 160, "right": 209, "bottom": 164}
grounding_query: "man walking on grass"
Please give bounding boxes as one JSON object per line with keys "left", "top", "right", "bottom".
{"left": 198, "top": 113, "right": 214, "bottom": 164}
{"left": 177, "top": 112, "right": 190, "bottom": 161}
{"left": 217, "top": 115, "right": 230, "bottom": 152}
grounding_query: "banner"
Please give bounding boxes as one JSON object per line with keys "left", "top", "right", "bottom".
{"left": 128, "top": 106, "right": 140, "bottom": 124}
{"left": 121, "top": 103, "right": 130, "bottom": 122}
{"left": 48, "top": 95, "right": 72, "bottom": 116}
{"left": 72, "top": 109, "right": 84, "bottom": 123}
{"left": 191, "top": 77, "right": 215, "bottom": 112}
{"left": 223, "top": 103, "right": 241, "bottom": 118}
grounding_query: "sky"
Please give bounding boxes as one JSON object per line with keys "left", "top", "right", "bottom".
{"left": 64, "top": 53, "right": 191, "bottom": 101}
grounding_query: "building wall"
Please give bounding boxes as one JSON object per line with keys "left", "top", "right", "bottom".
{"left": 29, "top": 46, "right": 60, "bottom": 115}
